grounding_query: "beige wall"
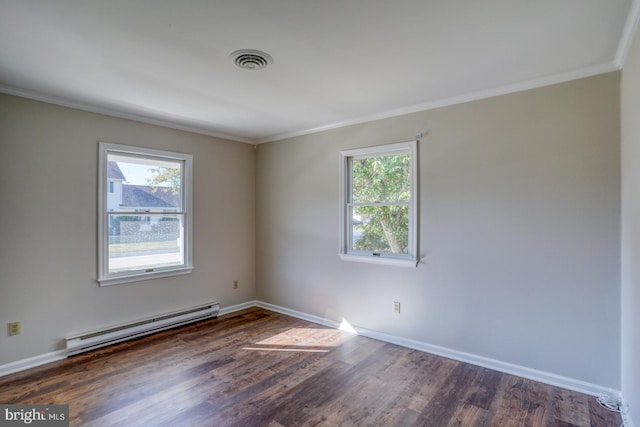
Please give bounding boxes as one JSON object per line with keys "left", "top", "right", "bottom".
{"left": 622, "top": 23, "right": 640, "bottom": 425}
{"left": 256, "top": 73, "right": 621, "bottom": 388}
{"left": 0, "top": 93, "right": 256, "bottom": 365}
{"left": 0, "top": 71, "right": 624, "bottom": 392}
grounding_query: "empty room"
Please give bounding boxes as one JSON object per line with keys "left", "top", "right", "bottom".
{"left": 1, "top": 1, "right": 639, "bottom": 426}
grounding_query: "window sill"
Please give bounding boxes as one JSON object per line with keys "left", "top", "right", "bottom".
{"left": 98, "top": 267, "right": 194, "bottom": 287}
{"left": 338, "top": 253, "right": 418, "bottom": 267}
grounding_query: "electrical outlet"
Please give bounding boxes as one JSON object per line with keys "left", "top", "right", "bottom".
{"left": 233, "top": 280, "right": 238, "bottom": 289}
{"left": 393, "top": 301, "right": 401, "bottom": 314}
{"left": 8, "top": 321, "right": 20, "bottom": 336}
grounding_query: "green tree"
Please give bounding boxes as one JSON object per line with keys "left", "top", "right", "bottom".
{"left": 352, "top": 154, "right": 410, "bottom": 254}
{"left": 147, "top": 166, "right": 180, "bottom": 195}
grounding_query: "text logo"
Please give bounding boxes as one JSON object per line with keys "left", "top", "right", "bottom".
{"left": 0, "top": 405, "right": 68, "bottom": 427}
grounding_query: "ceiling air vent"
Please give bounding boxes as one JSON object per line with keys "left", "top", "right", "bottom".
{"left": 231, "top": 49, "right": 273, "bottom": 70}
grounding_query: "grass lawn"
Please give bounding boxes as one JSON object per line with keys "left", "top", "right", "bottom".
{"left": 109, "top": 240, "right": 178, "bottom": 254}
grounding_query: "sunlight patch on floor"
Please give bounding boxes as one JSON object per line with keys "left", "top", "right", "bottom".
{"left": 338, "top": 317, "right": 357, "bottom": 334}
{"left": 242, "top": 347, "right": 330, "bottom": 353}
{"left": 242, "top": 324, "right": 356, "bottom": 353}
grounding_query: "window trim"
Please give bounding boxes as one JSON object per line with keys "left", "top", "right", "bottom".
{"left": 339, "top": 140, "right": 418, "bottom": 267}
{"left": 98, "top": 142, "right": 193, "bottom": 286}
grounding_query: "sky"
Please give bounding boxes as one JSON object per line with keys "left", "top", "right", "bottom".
{"left": 117, "top": 162, "right": 153, "bottom": 185}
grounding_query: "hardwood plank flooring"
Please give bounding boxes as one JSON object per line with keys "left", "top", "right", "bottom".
{"left": 0, "top": 308, "right": 621, "bottom": 426}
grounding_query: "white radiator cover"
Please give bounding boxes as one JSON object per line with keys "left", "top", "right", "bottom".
{"left": 65, "top": 302, "right": 220, "bottom": 356}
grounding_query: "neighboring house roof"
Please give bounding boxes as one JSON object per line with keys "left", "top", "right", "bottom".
{"left": 108, "top": 161, "right": 126, "bottom": 180}
{"left": 121, "top": 185, "right": 180, "bottom": 208}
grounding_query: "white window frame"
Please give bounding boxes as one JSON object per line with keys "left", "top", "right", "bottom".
{"left": 98, "top": 142, "right": 193, "bottom": 286}
{"left": 339, "top": 140, "right": 418, "bottom": 267}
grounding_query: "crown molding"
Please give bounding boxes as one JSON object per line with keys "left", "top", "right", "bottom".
{"left": 1, "top": 59, "right": 620, "bottom": 147}
{"left": 257, "top": 62, "right": 618, "bottom": 144}
{"left": 0, "top": 85, "right": 256, "bottom": 144}
{"left": 615, "top": 0, "right": 640, "bottom": 68}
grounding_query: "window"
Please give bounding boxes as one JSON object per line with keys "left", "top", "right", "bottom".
{"left": 98, "top": 142, "right": 193, "bottom": 286}
{"left": 339, "top": 141, "right": 418, "bottom": 266}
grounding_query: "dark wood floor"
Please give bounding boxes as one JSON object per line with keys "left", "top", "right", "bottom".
{"left": 0, "top": 308, "right": 621, "bottom": 426}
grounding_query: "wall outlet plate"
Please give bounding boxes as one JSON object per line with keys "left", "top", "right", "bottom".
{"left": 8, "top": 321, "right": 20, "bottom": 336}
{"left": 393, "top": 301, "right": 401, "bottom": 314}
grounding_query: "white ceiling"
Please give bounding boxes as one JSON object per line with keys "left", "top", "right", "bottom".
{"left": 1, "top": 1, "right": 638, "bottom": 143}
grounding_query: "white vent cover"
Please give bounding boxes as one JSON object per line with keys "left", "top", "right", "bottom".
{"left": 230, "top": 49, "right": 273, "bottom": 70}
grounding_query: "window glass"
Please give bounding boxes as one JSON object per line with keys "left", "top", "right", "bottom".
{"left": 351, "top": 205, "right": 409, "bottom": 254}
{"left": 351, "top": 153, "right": 410, "bottom": 203}
{"left": 99, "top": 143, "right": 192, "bottom": 285}
{"left": 340, "top": 141, "right": 417, "bottom": 265}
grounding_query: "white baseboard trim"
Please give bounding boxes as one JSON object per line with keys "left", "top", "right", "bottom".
{"left": 621, "top": 396, "right": 635, "bottom": 427}
{"left": 219, "top": 300, "right": 259, "bottom": 316}
{"left": 255, "top": 300, "right": 619, "bottom": 398}
{"left": 0, "top": 301, "right": 258, "bottom": 378}
{"left": 0, "top": 350, "right": 66, "bottom": 377}
{"left": 256, "top": 301, "right": 342, "bottom": 329}
{"left": 0, "top": 300, "right": 623, "bottom": 402}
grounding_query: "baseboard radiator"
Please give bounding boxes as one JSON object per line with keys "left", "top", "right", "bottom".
{"left": 65, "top": 302, "right": 220, "bottom": 356}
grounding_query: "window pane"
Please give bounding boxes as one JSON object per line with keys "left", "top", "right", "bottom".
{"left": 108, "top": 214, "right": 184, "bottom": 273}
{"left": 352, "top": 153, "right": 410, "bottom": 203}
{"left": 351, "top": 205, "right": 409, "bottom": 254}
{"left": 107, "top": 154, "right": 183, "bottom": 212}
